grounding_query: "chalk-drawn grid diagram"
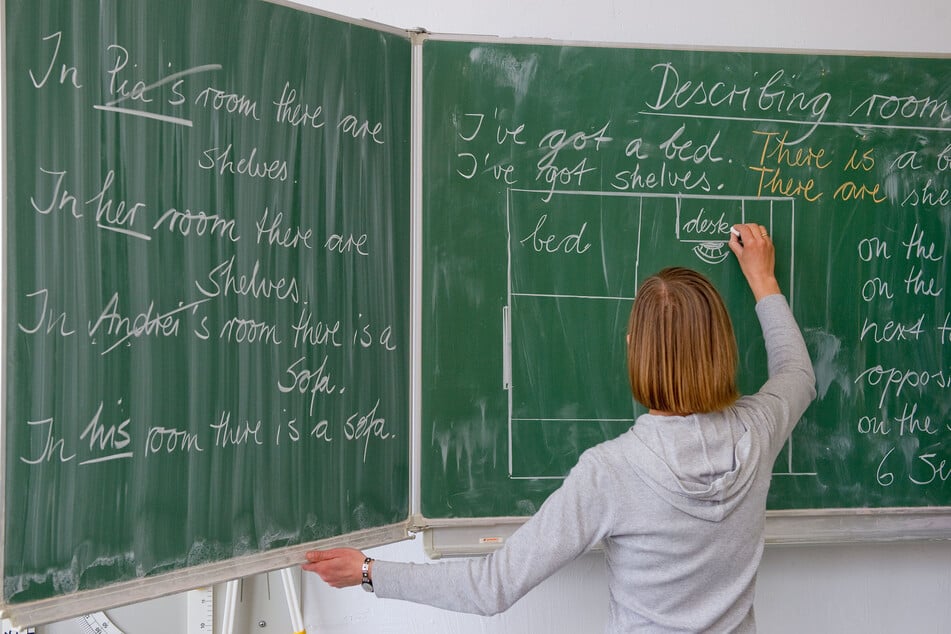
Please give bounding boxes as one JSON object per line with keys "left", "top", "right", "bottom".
{"left": 504, "top": 189, "right": 813, "bottom": 480}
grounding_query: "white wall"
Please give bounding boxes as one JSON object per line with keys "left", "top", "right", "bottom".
{"left": 300, "top": 0, "right": 951, "bottom": 53}
{"left": 6, "top": 0, "right": 951, "bottom": 632}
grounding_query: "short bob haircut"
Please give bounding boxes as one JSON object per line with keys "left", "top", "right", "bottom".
{"left": 627, "top": 267, "right": 739, "bottom": 415}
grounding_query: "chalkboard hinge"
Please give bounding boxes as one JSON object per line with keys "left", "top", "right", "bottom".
{"left": 408, "top": 514, "right": 431, "bottom": 533}
{"left": 409, "top": 28, "right": 430, "bottom": 45}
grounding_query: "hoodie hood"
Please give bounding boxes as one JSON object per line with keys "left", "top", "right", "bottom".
{"left": 622, "top": 412, "right": 760, "bottom": 522}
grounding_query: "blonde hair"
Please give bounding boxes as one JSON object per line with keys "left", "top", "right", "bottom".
{"left": 627, "top": 267, "right": 739, "bottom": 414}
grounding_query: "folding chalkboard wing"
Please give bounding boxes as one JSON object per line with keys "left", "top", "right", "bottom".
{"left": 2, "top": 0, "right": 412, "bottom": 625}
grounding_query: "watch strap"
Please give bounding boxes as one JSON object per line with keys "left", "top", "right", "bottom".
{"left": 361, "top": 557, "right": 374, "bottom": 592}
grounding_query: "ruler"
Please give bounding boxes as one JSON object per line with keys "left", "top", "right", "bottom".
{"left": 2, "top": 617, "right": 36, "bottom": 634}
{"left": 73, "top": 588, "right": 212, "bottom": 634}
{"left": 77, "top": 612, "right": 124, "bottom": 634}
{"left": 187, "top": 586, "right": 215, "bottom": 634}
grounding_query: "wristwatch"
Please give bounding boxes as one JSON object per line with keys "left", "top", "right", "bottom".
{"left": 361, "top": 557, "right": 374, "bottom": 592}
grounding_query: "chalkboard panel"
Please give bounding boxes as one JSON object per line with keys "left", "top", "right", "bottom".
{"left": 3, "top": 0, "right": 411, "bottom": 615}
{"left": 420, "top": 39, "right": 950, "bottom": 521}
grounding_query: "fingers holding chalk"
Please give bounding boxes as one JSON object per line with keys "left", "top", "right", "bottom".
{"left": 728, "top": 224, "right": 772, "bottom": 264}
{"left": 728, "top": 225, "right": 748, "bottom": 248}
{"left": 729, "top": 223, "right": 770, "bottom": 246}
{"left": 727, "top": 223, "right": 780, "bottom": 299}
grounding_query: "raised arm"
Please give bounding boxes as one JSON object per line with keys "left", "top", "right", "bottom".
{"left": 729, "top": 223, "right": 816, "bottom": 444}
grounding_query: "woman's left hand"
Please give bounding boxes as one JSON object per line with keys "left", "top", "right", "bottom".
{"left": 302, "top": 548, "right": 368, "bottom": 588}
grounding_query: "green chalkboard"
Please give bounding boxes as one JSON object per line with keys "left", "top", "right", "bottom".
{"left": 420, "top": 39, "right": 950, "bottom": 520}
{"left": 3, "top": 0, "right": 411, "bottom": 613}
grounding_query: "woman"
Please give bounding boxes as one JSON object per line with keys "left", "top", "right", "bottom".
{"left": 304, "top": 223, "right": 817, "bottom": 632}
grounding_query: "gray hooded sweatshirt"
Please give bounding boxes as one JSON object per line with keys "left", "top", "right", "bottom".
{"left": 373, "top": 294, "right": 817, "bottom": 632}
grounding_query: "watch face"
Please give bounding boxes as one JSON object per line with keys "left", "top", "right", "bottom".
{"left": 361, "top": 581, "right": 374, "bottom": 592}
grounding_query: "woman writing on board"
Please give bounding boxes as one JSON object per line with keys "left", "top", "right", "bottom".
{"left": 304, "top": 223, "right": 817, "bottom": 632}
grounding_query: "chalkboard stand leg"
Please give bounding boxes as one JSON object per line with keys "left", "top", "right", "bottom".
{"left": 280, "top": 567, "right": 306, "bottom": 634}
{"left": 220, "top": 579, "right": 240, "bottom": 634}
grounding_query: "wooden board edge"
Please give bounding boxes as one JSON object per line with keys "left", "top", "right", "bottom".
{"left": 416, "top": 508, "right": 951, "bottom": 558}
{"left": 0, "top": 521, "right": 412, "bottom": 628}
{"left": 421, "top": 30, "right": 951, "bottom": 59}
{"left": 262, "top": 0, "right": 414, "bottom": 39}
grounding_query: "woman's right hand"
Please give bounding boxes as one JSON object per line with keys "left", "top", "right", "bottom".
{"left": 728, "top": 223, "right": 782, "bottom": 301}
{"left": 303, "top": 548, "right": 369, "bottom": 588}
